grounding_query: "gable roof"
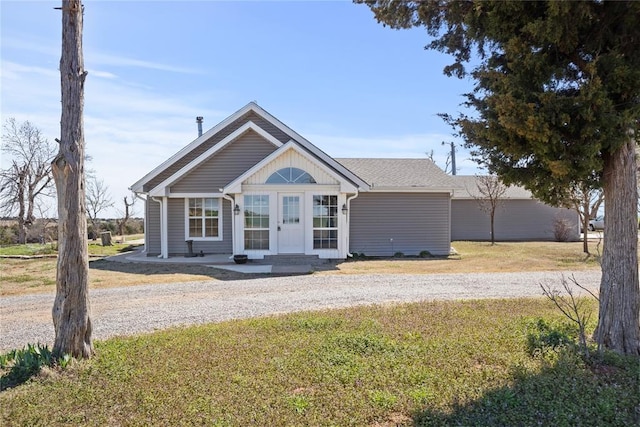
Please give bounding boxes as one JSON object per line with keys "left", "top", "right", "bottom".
{"left": 451, "top": 175, "right": 533, "bottom": 199}
{"left": 224, "top": 142, "right": 358, "bottom": 194}
{"left": 336, "top": 158, "right": 457, "bottom": 191}
{"left": 131, "top": 102, "right": 368, "bottom": 194}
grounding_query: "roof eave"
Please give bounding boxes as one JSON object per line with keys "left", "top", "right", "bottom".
{"left": 130, "top": 102, "right": 260, "bottom": 191}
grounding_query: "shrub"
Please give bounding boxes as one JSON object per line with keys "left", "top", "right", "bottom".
{"left": 524, "top": 318, "right": 576, "bottom": 356}
{"left": 553, "top": 217, "right": 574, "bottom": 242}
{"left": 393, "top": 251, "right": 405, "bottom": 258}
{"left": 0, "top": 225, "right": 18, "bottom": 245}
{"left": 124, "top": 219, "right": 144, "bottom": 235}
{"left": 419, "top": 250, "right": 432, "bottom": 258}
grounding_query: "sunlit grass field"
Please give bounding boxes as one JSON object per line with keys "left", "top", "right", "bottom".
{"left": 1, "top": 298, "right": 637, "bottom": 426}
{"left": 1, "top": 240, "right": 604, "bottom": 296}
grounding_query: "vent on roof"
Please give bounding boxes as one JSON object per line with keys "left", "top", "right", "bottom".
{"left": 196, "top": 116, "right": 204, "bottom": 137}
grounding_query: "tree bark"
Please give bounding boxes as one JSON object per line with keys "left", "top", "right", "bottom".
{"left": 596, "top": 137, "right": 640, "bottom": 355}
{"left": 15, "top": 165, "right": 27, "bottom": 244}
{"left": 51, "top": 0, "right": 93, "bottom": 359}
{"left": 581, "top": 194, "right": 590, "bottom": 254}
{"left": 490, "top": 212, "right": 495, "bottom": 245}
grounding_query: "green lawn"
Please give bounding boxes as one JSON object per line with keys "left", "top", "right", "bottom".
{"left": 1, "top": 299, "right": 637, "bottom": 426}
{"left": 0, "top": 242, "right": 141, "bottom": 257}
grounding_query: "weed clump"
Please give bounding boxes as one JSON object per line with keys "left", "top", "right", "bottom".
{"left": 0, "top": 344, "right": 70, "bottom": 390}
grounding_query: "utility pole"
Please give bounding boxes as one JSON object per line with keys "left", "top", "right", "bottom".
{"left": 442, "top": 141, "right": 457, "bottom": 175}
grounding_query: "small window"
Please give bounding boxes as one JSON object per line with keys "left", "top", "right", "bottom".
{"left": 266, "top": 167, "right": 316, "bottom": 184}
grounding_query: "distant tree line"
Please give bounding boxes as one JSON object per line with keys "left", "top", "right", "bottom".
{"left": 0, "top": 117, "right": 142, "bottom": 246}
{"left": 0, "top": 217, "right": 143, "bottom": 246}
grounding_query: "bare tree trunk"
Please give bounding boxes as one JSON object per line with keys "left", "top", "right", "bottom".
{"left": 581, "top": 194, "right": 590, "bottom": 254}
{"left": 490, "top": 212, "right": 495, "bottom": 245}
{"left": 117, "top": 196, "right": 134, "bottom": 237}
{"left": 51, "top": 0, "right": 93, "bottom": 359}
{"left": 596, "top": 138, "right": 640, "bottom": 355}
{"left": 16, "top": 169, "right": 27, "bottom": 244}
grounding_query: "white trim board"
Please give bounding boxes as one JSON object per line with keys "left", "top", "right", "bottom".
{"left": 223, "top": 141, "right": 359, "bottom": 194}
{"left": 148, "top": 121, "right": 282, "bottom": 197}
{"left": 131, "top": 103, "right": 259, "bottom": 193}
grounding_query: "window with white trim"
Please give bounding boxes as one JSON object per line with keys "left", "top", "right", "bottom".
{"left": 244, "top": 195, "right": 269, "bottom": 250}
{"left": 313, "top": 195, "right": 338, "bottom": 249}
{"left": 187, "top": 198, "right": 221, "bottom": 239}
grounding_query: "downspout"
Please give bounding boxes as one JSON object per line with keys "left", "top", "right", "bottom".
{"left": 151, "top": 197, "right": 166, "bottom": 258}
{"left": 222, "top": 193, "right": 236, "bottom": 257}
{"left": 133, "top": 192, "right": 147, "bottom": 253}
{"left": 345, "top": 192, "right": 359, "bottom": 257}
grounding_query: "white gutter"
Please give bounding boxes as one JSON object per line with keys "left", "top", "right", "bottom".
{"left": 133, "top": 192, "right": 148, "bottom": 253}
{"left": 345, "top": 192, "right": 359, "bottom": 257}
{"left": 151, "top": 197, "right": 167, "bottom": 258}
{"left": 221, "top": 193, "right": 236, "bottom": 257}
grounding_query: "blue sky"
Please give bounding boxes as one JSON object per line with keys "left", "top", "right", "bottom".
{"left": 1, "top": 0, "right": 478, "bottom": 218}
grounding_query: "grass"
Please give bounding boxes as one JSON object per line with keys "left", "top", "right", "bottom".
{"left": 1, "top": 240, "right": 604, "bottom": 296}
{"left": 0, "top": 258, "right": 240, "bottom": 296}
{"left": 1, "top": 298, "right": 637, "bottom": 426}
{"left": 327, "top": 240, "right": 602, "bottom": 275}
{"left": 0, "top": 241, "right": 140, "bottom": 257}
{"left": 0, "top": 243, "right": 58, "bottom": 256}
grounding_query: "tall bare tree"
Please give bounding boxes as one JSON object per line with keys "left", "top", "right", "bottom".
{"left": 85, "top": 175, "right": 113, "bottom": 233}
{"left": 51, "top": 0, "right": 92, "bottom": 358}
{"left": 426, "top": 149, "right": 452, "bottom": 174}
{"left": 116, "top": 194, "right": 136, "bottom": 238}
{"left": 472, "top": 175, "right": 507, "bottom": 245}
{"left": 571, "top": 185, "right": 604, "bottom": 254}
{"left": 0, "top": 119, "right": 56, "bottom": 243}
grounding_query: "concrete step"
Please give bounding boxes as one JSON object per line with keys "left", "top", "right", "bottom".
{"left": 260, "top": 254, "right": 328, "bottom": 266}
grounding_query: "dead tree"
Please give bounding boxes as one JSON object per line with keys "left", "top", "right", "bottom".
{"left": 473, "top": 175, "right": 507, "bottom": 245}
{"left": 85, "top": 175, "right": 113, "bottom": 235}
{"left": 117, "top": 195, "right": 136, "bottom": 238}
{"left": 563, "top": 182, "right": 603, "bottom": 254}
{"left": 0, "top": 119, "right": 56, "bottom": 243}
{"left": 51, "top": 0, "right": 93, "bottom": 359}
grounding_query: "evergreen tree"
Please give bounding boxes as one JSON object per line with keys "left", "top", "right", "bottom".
{"left": 360, "top": 0, "right": 639, "bottom": 355}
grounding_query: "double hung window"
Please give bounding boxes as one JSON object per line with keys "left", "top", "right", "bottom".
{"left": 187, "top": 198, "right": 221, "bottom": 239}
{"left": 312, "top": 195, "right": 338, "bottom": 249}
{"left": 244, "top": 195, "right": 269, "bottom": 250}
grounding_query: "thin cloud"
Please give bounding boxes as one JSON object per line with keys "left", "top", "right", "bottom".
{"left": 1, "top": 61, "right": 58, "bottom": 80}
{"left": 88, "top": 69, "right": 118, "bottom": 79}
{"left": 89, "top": 52, "right": 203, "bottom": 74}
{"left": 1, "top": 37, "right": 56, "bottom": 57}
{"left": 2, "top": 36, "right": 202, "bottom": 75}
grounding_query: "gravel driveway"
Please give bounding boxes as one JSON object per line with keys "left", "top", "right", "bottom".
{"left": 0, "top": 270, "right": 601, "bottom": 352}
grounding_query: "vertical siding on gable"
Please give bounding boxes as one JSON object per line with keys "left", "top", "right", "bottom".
{"left": 167, "top": 198, "right": 233, "bottom": 255}
{"left": 247, "top": 149, "right": 338, "bottom": 185}
{"left": 349, "top": 192, "right": 450, "bottom": 256}
{"left": 170, "top": 130, "right": 277, "bottom": 193}
{"left": 451, "top": 199, "right": 579, "bottom": 241}
{"left": 146, "top": 199, "right": 161, "bottom": 256}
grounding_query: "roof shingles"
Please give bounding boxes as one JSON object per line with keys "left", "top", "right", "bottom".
{"left": 451, "top": 175, "right": 533, "bottom": 199}
{"left": 335, "top": 158, "right": 456, "bottom": 190}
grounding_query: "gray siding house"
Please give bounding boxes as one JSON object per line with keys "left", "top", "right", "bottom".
{"left": 451, "top": 176, "right": 578, "bottom": 241}
{"left": 131, "top": 102, "right": 578, "bottom": 260}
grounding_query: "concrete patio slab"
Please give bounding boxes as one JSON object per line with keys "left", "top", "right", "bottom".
{"left": 105, "top": 248, "right": 315, "bottom": 274}
{"left": 209, "top": 264, "right": 272, "bottom": 274}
